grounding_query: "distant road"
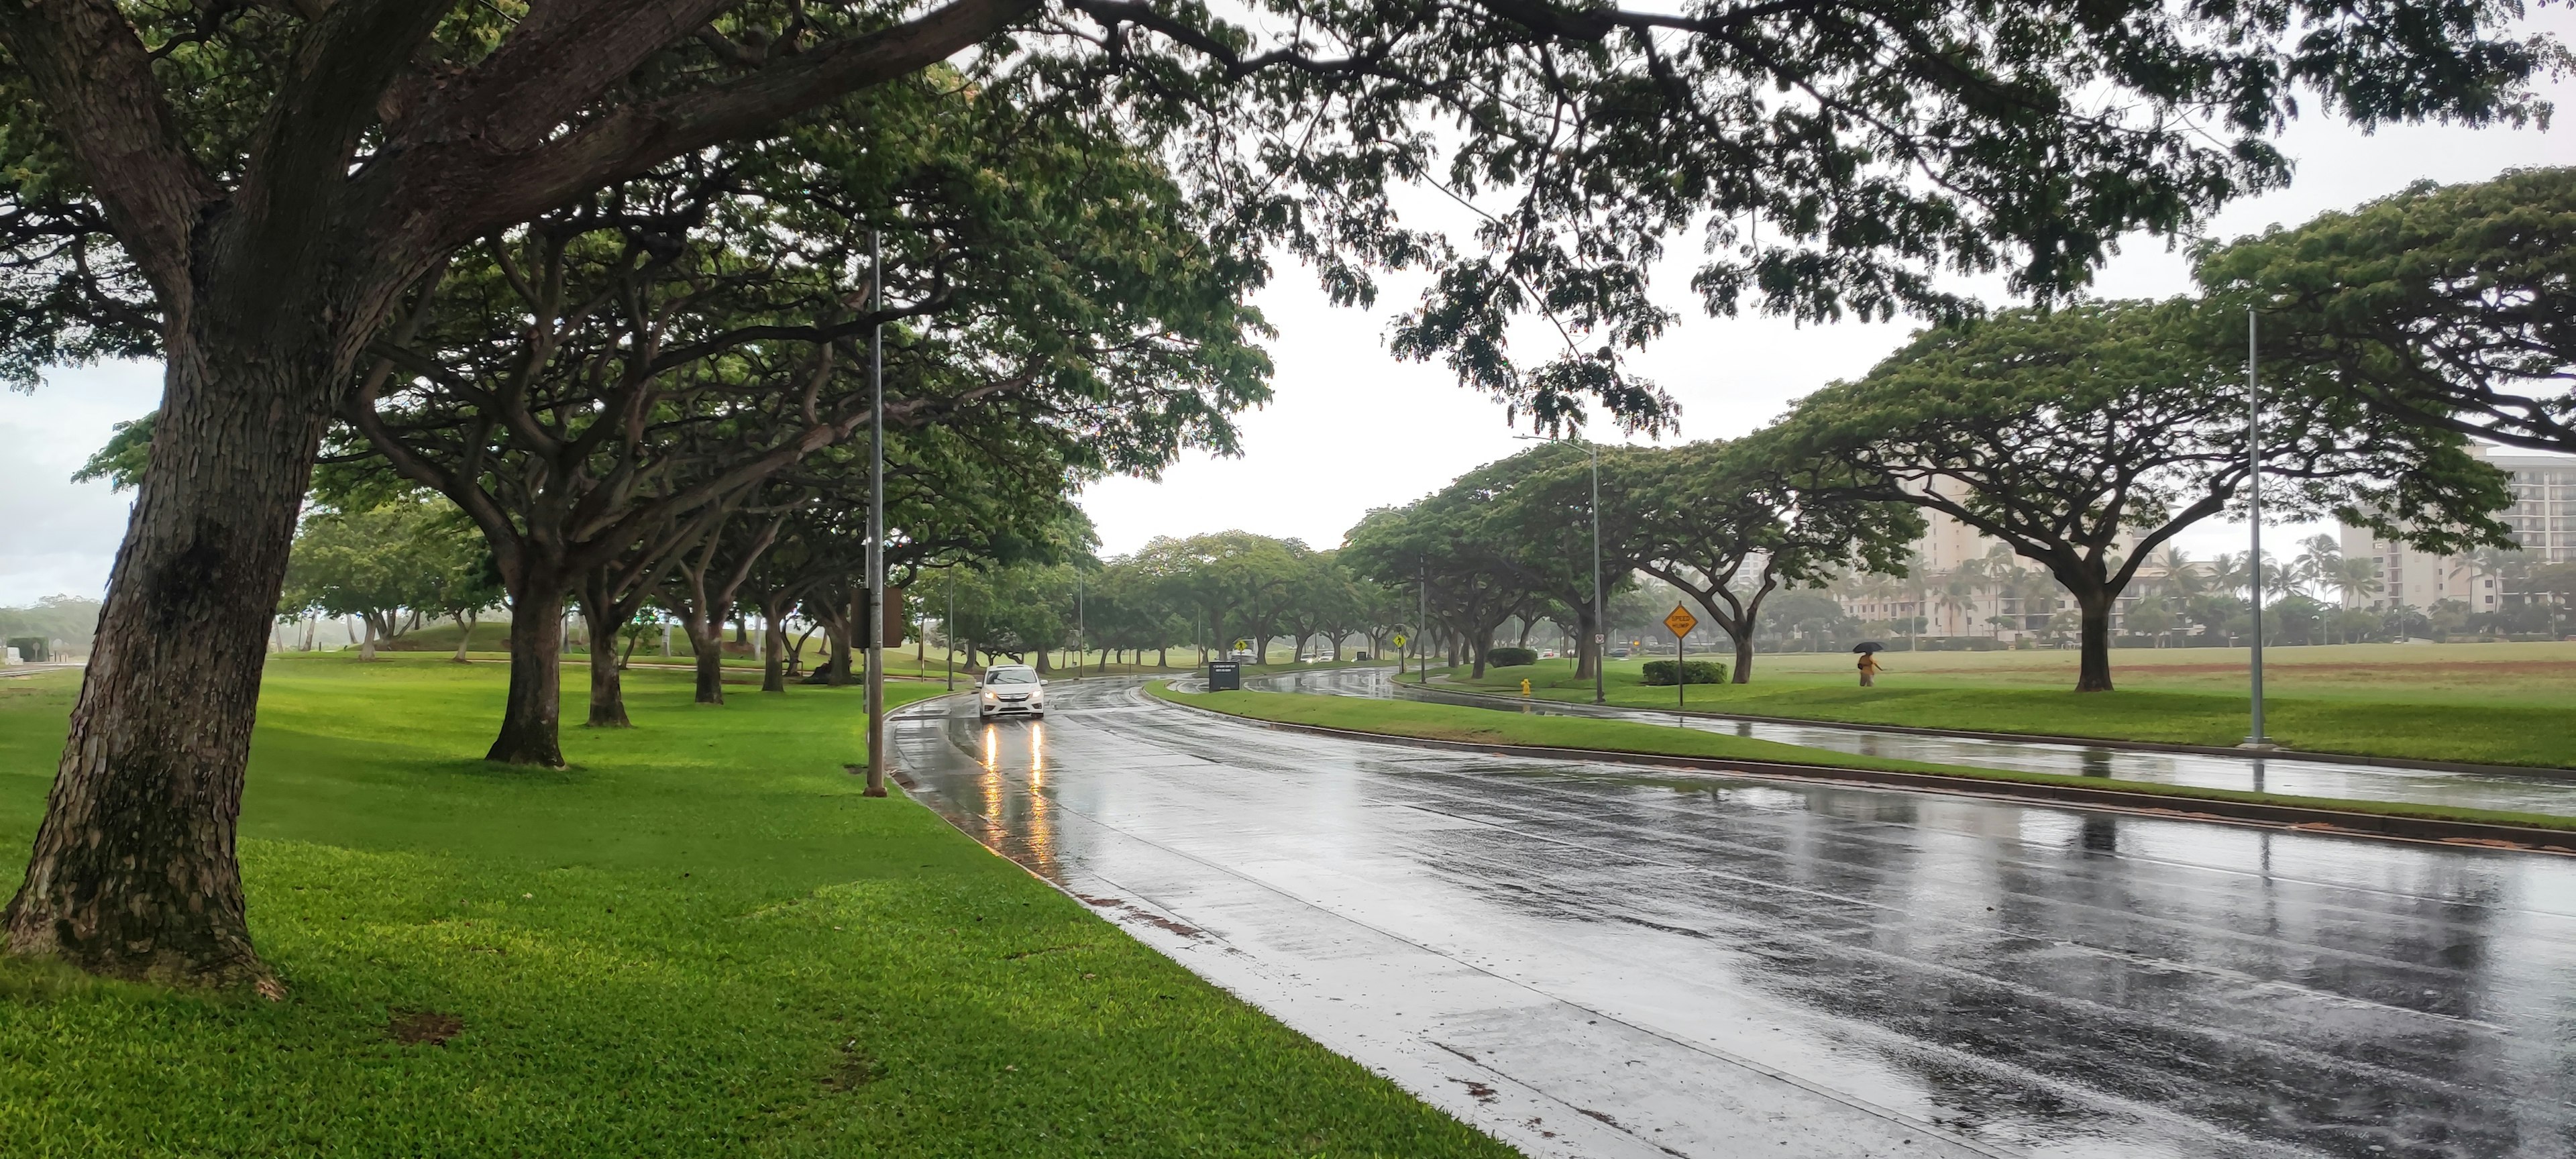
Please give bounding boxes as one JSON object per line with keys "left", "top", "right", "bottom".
{"left": 894, "top": 675, "right": 2576, "bottom": 1159}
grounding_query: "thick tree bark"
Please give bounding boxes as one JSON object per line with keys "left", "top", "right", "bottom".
{"left": 489, "top": 577, "right": 569, "bottom": 765}
{"left": 583, "top": 602, "right": 632, "bottom": 728}
{"left": 1733, "top": 634, "right": 1756, "bottom": 683}
{"left": 689, "top": 624, "right": 727, "bottom": 705}
{"left": 2076, "top": 592, "right": 2116, "bottom": 693}
{"left": 358, "top": 616, "right": 378, "bottom": 661}
{"left": 3, "top": 353, "right": 331, "bottom": 987}
{"left": 451, "top": 612, "right": 477, "bottom": 663}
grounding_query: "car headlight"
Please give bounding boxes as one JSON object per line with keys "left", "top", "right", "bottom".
{"left": 982, "top": 691, "right": 997, "bottom": 701}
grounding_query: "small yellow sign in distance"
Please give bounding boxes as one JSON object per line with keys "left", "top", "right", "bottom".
{"left": 1392, "top": 633, "right": 1408, "bottom": 647}
{"left": 1663, "top": 604, "right": 1699, "bottom": 639}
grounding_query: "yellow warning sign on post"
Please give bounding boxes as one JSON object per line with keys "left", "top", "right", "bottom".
{"left": 1663, "top": 604, "right": 1699, "bottom": 639}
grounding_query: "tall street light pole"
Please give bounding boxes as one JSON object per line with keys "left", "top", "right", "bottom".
{"left": 1589, "top": 439, "right": 1605, "bottom": 706}
{"left": 863, "top": 231, "right": 889, "bottom": 795}
{"left": 945, "top": 576, "right": 955, "bottom": 692}
{"left": 2243, "top": 306, "right": 2275, "bottom": 750}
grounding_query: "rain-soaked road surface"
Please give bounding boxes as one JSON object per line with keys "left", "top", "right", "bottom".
{"left": 892, "top": 676, "right": 2576, "bottom": 1158}
{"left": 1256, "top": 666, "right": 2576, "bottom": 818}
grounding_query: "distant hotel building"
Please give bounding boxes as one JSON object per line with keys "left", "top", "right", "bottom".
{"left": 2339, "top": 444, "right": 2576, "bottom": 611}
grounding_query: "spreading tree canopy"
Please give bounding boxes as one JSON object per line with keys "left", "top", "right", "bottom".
{"left": 1750, "top": 300, "right": 2512, "bottom": 693}
{"left": 2194, "top": 166, "right": 2576, "bottom": 455}
{"left": 3, "top": 0, "right": 2562, "bottom": 985}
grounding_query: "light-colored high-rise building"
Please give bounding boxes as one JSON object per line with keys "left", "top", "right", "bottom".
{"left": 2337, "top": 443, "right": 2576, "bottom": 611}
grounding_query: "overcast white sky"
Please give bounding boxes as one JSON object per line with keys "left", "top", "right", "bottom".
{"left": 3, "top": 21, "right": 2572, "bottom": 605}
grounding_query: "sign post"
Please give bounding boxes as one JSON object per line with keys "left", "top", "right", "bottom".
{"left": 1663, "top": 604, "right": 1699, "bottom": 715}
{"left": 1392, "top": 632, "right": 1409, "bottom": 677}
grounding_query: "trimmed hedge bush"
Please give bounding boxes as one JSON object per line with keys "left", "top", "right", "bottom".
{"left": 1487, "top": 647, "right": 1540, "bottom": 667}
{"left": 1641, "top": 659, "right": 1728, "bottom": 685}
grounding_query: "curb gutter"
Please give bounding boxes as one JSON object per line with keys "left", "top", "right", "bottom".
{"left": 1152, "top": 693, "right": 2576, "bottom": 857}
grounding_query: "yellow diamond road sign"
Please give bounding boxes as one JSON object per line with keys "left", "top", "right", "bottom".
{"left": 1391, "top": 633, "right": 1408, "bottom": 647}
{"left": 1664, "top": 604, "right": 1699, "bottom": 639}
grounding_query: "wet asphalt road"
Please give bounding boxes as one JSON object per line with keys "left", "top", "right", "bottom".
{"left": 1258, "top": 666, "right": 2576, "bottom": 817}
{"left": 891, "top": 675, "right": 2576, "bottom": 1159}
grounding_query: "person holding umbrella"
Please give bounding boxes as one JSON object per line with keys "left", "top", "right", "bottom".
{"left": 1853, "top": 642, "right": 1885, "bottom": 687}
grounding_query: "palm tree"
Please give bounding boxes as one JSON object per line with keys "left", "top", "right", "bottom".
{"left": 2293, "top": 534, "right": 2342, "bottom": 599}
{"left": 1936, "top": 564, "right": 1982, "bottom": 639}
{"left": 2150, "top": 546, "right": 2204, "bottom": 600}
{"left": 2324, "top": 555, "right": 2385, "bottom": 609}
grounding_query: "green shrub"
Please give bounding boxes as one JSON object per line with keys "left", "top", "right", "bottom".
{"left": 1487, "top": 647, "right": 1539, "bottom": 667}
{"left": 1641, "top": 659, "right": 1728, "bottom": 685}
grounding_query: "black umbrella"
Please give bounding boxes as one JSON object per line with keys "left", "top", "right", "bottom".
{"left": 1851, "top": 641, "right": 1886, "bottom": 654}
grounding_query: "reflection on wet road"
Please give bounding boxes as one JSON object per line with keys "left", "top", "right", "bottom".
{"left": 1257, "top": 666, "right": 2576, "bottom": 817}
{"left": 892, "top": 676, "right": 2576, "bottom": 1159}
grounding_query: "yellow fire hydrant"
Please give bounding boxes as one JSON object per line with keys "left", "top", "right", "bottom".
{"left": 1520, "top": 678, "right": 1533, "bottom": 698}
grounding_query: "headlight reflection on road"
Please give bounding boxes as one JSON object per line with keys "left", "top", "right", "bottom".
{"left": 981, "top": 724, "right": 1000, "bottom": 773}
{"left": 1030, "top": 722, "right": 1044, "bottom": 785}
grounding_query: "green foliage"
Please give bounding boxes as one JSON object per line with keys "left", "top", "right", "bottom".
{"left": 1748, "top": 299, "right": 2513, "bottom": 687}
{"left": 2195, "top": 167, "right": 2576, "bottom": 454}
{"left": 0, "top": 595, "right": 99, "bottom": 652}
{"left": 68, "top": 409, "right": 153, "bottom": 492}
{"left": 279, "top": 498, "right": 497, "bottom": 632}
{"left": 1486, "top": 647, "right": 1539, "bottom": 668}
{"left": 1640, "top": 660, "right": 1729, "bottom": 685}
{"left": 0, "top": 663, "right": 1507, "bottom": 1155}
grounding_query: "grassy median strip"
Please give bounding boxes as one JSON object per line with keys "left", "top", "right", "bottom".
{"left": 1150, "top": 682, "right": 2576, "bottom": 837}
{"left": 1442, "top": 664, "right": 2576, "bottom": 770}
{"left": 0, "top": 659, "right": 1509, "bottom": 1158}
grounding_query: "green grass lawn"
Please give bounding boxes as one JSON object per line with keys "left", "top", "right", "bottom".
{"left": 1440, "top": 645, "right": 2576, "bottom": 769}
{"left": 0, "top": 657, "right": 1506, "bottom": 1157}
{"left": 1150, "top": 683, "right": 2576, "bottom": 836}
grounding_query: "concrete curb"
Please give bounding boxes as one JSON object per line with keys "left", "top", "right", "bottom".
{"left": 1409, "top": 677, "right": 2576, "bottom": 781}
{"left": 1149, "top": 690, "right": 2576, "bottom": 857}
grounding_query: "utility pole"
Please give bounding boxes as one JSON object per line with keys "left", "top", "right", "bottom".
{"left": 2243, "top": 306, "right": 2275, "bottom": 749}
{"left": 945, "top": 577, "right": 955, "bottom": 692}
{"left": 1076, "top": 576, "right": 1086, "bottom": 676}
{"left": 863, "top": 230, "right": 889, "bottom": 795}
{"left": 1589, "top": 439, "right": 1605, "bottom": 706}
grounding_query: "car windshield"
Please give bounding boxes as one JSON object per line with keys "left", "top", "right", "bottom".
{"left": 987, "top": 669, "right": 1038, "bottom": 685}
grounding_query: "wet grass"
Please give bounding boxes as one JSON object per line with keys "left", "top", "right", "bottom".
{"left": 1442, "top": 654, "right": 2576, "bottom": 769}
{"left": 1152, "top": 682, "right": 2576, "bottom": 838}
{"left": 0, "top": 659, "right": 1508, "bottom": 1157}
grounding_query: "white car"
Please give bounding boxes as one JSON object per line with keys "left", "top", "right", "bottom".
{"left": 977, "top": 665, "right": 1046, "bottom": 720}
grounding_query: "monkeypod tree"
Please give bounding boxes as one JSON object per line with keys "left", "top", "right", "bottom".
{"left": 2, "top": 0, "right": 2557, "bottom": 985}
{"left": 1616, "top": 441, "right": 1921, "bottom": 683}
{"left": 1132, "top": 533, "right": 1311, "bottom": 660}
{"left": 1752, "top": 300, "right": 2512, "bottom": 693}
{"left": 1452, "top": 443, "right": 1651, "bottom": 681}
{"left": 1344, "top": 490, "right": 1527, "bottom": 678}
{"left": 2194, "top": 167, "right": 2576, "bottom": 455}
{"left": 276, "top": 498, "right": 492, "bottom": 660}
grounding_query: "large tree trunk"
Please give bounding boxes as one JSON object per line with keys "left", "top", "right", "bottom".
{"left": 761, "top": 613, "right": 789, "bottom": 694}
{"left": 451, "top": 612, "right": 477, "bottom": 663}
{"left": 2076, "top": 592, "right": 2116, "bottom": 693}
{"left": 689, "top": 623, "right": 727, "bottom": 706}
{"left": 1572, "top": 607, "right": 1599, "bottom": 681}
{"left": 3, "top": 353, "right": 333, "bottom": 987}
{"left": 581, "top": 602, "right": 631, "bottom": 728}
{"left": 1732, "top": 632, "right": 1755, "bottom": 684}
{"left": 490, "top": 594, "right": 568, "bottom": 766}
{"left": 358, "top": 615, "right": 378, "bottom": 661}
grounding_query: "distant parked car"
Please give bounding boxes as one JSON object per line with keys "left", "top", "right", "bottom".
{"left": 1609, "top": 649, "right": 1631, "bottom": 660}
{"left": 977, "top": 664, "right": 1045, "bottom": 720}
